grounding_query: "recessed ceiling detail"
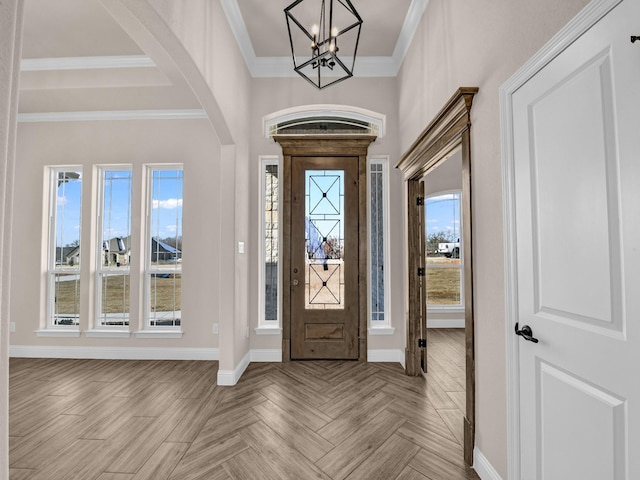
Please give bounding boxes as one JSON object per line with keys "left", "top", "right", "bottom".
{"left": 221, "top": 0, "right": 428, "bottom": 78}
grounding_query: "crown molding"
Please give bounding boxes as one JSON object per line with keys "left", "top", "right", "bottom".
{"left": 21, "top": 55, "right": 155, "bottom": 72}
{"left": 221, "top": 0, "right": 428, "bottom": 78}
{"left": 17, "top": 109, "right": 208, "bottom": 123}
{"left": 392, "top": 0, "right": 429, "bottom": 64}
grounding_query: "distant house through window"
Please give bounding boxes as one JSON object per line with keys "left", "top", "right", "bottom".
{"left": 145, "top": 166, "right": 183, "bottom": 328}
{"left": 96, "top": 167, "right": 132, "bottom": 328}
{"left": 47, "top": 168, "right": 83, "bottom": 327}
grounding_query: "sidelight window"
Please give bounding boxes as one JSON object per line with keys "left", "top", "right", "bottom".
{"left": 260, "top": 157, "right": 280, "bottom": 329}
{"left": 368, "top": 157, "right": 391, "bottom": 331}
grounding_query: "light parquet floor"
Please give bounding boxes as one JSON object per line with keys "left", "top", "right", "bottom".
{"left": 9, "top": 329, "right": 479, "bottom": 480}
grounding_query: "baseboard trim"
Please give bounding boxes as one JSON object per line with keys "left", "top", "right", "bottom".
{"left": 474, "top": 448, "right": 503, "bottom": 480}
{"left": 10, "top": 345, "right": 405, "bottom": 382}
{"left": 368, "top": 348, "right": 406, "bottom": 368}
{"left": 250, "top": 349, "right": 282, "bottom": 362}
{"left": 9, "top": 345, "right": 219, "bottom": 361}
{"left": 217, "top": 351, "right": 250, "bottom": 386}
{"left": 427, "top": 319, "right": 465, "bottom": 328}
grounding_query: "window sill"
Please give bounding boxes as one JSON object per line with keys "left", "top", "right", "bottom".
{"left": 368, "top": 326, "right": 396, "bottom": 335}
{"left": 427, "top": 306, "right": 465, "bottom": 314}
{"left": 134, "top": 330, "right": 184, "bottom": 339}
{"left": 254, "top": 325, "right": 282, "bottom": 336}
{"left": 35, "top": 329, "right": 81, "bottom": 338}
{"left": 85, "top": 329, "right": 131, "bottom": 339}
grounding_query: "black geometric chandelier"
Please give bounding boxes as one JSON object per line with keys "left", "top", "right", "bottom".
{"left": 284, "top": 0, "right": 362, "bottom": 89}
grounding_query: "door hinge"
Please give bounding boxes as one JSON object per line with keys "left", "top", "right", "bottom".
{"left": 418, "top": 338, "right": 426, "bottom": 348}
{"left": 417, "top": 267, "right": 425, "bottom": 276}
{"left": 416, "top": 196, "right": 424, "bottom": 206}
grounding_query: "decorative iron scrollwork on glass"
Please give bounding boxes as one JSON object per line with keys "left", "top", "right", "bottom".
{"left": 305, "top": 170, "right": 344, "bottom": 309}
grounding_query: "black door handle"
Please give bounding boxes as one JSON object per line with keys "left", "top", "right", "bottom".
{"left": 515, "top": 323, "right": 539, "bottom": 343}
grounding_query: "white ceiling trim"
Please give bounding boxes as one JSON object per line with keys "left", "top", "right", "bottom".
{"left": 392, "top": 0, "right": 429, "bottom": 62}
{"left": 21, "top": 55, "right": 155, "bottom": 72}
{"left": 221, "top": 0, "right": 428, "bottom": 78}
{"left": 17, "top": 109, "right": 207, "bottom": 123}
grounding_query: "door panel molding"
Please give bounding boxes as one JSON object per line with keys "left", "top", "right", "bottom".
{"left": 275, "top": 136, "right": 376, "bottom": 362}
{"left": 396, "top": 87, "right": 478, "bottom": 466}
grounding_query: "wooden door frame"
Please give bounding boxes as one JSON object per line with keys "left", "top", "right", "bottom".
{"left": 396, "top": 88, "right": 478, "bottom": 466}
{"left": 274, "top": 135, "right": 376, "bottom": 362}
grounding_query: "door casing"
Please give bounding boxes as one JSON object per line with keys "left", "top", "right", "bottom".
{"left": 275, "top": 136, "right": 376, "bottom": 362}
{"left": 396, "top": 87, "right": 478, "bottom": 466}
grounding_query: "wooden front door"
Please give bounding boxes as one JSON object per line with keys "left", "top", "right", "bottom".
{"left": 275, "top": 136, "right": 374, "bottom": 361}
{"left": 290, "top": 156, "right": 359, "bottom": 359}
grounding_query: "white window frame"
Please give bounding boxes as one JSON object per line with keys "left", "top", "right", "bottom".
{"left": 256, "top": 156, "right": 282, "bottom": 335}
{"left": 92, "top": 165, "right": 133, "bottom": 336}
{"left": 43, "top": 166, "right": 83, "bottom": 335}
{"left": 137, "top": 164, "right": 184, "bottom": 338}
{"left": 425, "top": 189, "right": 465, "bottom": 314}
{"left": 367, "top": 156, "right": 393, "bottom": 335}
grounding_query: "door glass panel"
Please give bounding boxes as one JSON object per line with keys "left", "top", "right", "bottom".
{"left": 305, "top": 170, "right": 344, "bottom": 310}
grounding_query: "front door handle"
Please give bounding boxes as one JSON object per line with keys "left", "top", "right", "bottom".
{"left": 292, "top": 279, "right": 299, "bottom": 286}
{"left": 515, "top": 323, "right": 539, "bottom": 343}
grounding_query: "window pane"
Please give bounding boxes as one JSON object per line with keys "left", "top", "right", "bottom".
{"left": 425, "top": 192, "right": 462, "bottom": 306}
{"left": 101, "top": 170, "right": 132, "bottom": 267}
{"left": 54, "top": 170, "right": 82, "bottom": 269}
{"left": 264, "top": 164, "right": 278, "bottom": 321}
{"left": 149, "top": 273, "right": 181, "bottom": 326}
{"left": 99, "top": 273, "right": 130, "bottom": 326}
{"left": 53, "top": 273, "right": 80, "bottom": 325}
{"left": 148, "top": 167, "right": 183, "bottom": 327}
{"left": 99, "top": 169, "right": 132, "bottom": 326}
{"left": 370, "top": 163, "right": 385, "bottom": 321}
{"left": 426, "top": 268, "right": 461, "bottom": 305}
{"left": 150, "top": 169, "right": 183, "bottom": 266}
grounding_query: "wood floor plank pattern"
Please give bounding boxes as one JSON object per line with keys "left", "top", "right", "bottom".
{"left": 9, "top": 329, "right": 478, "bottom": 480}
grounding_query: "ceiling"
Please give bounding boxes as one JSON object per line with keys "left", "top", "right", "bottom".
{"left": 18, "top": 0, "right": 427, "bottom": 118}
{"left": 222, "top": 0, "right": 427, "bottom": 77}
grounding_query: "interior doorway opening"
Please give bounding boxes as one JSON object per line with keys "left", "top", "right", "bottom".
{"left": 396, "top": 87, "right": 478, "bottom": 466}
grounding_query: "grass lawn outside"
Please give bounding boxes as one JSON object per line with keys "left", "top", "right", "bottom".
{"left": 426, "top": 257, "right": 462, "bottom": 305}
{"left": 54, "top": 274, "right": 181, "bottom": 315}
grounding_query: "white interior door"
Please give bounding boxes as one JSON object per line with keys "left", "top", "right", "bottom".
{"left": 512, "top": 0, "right": 640, "bottom": 478}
